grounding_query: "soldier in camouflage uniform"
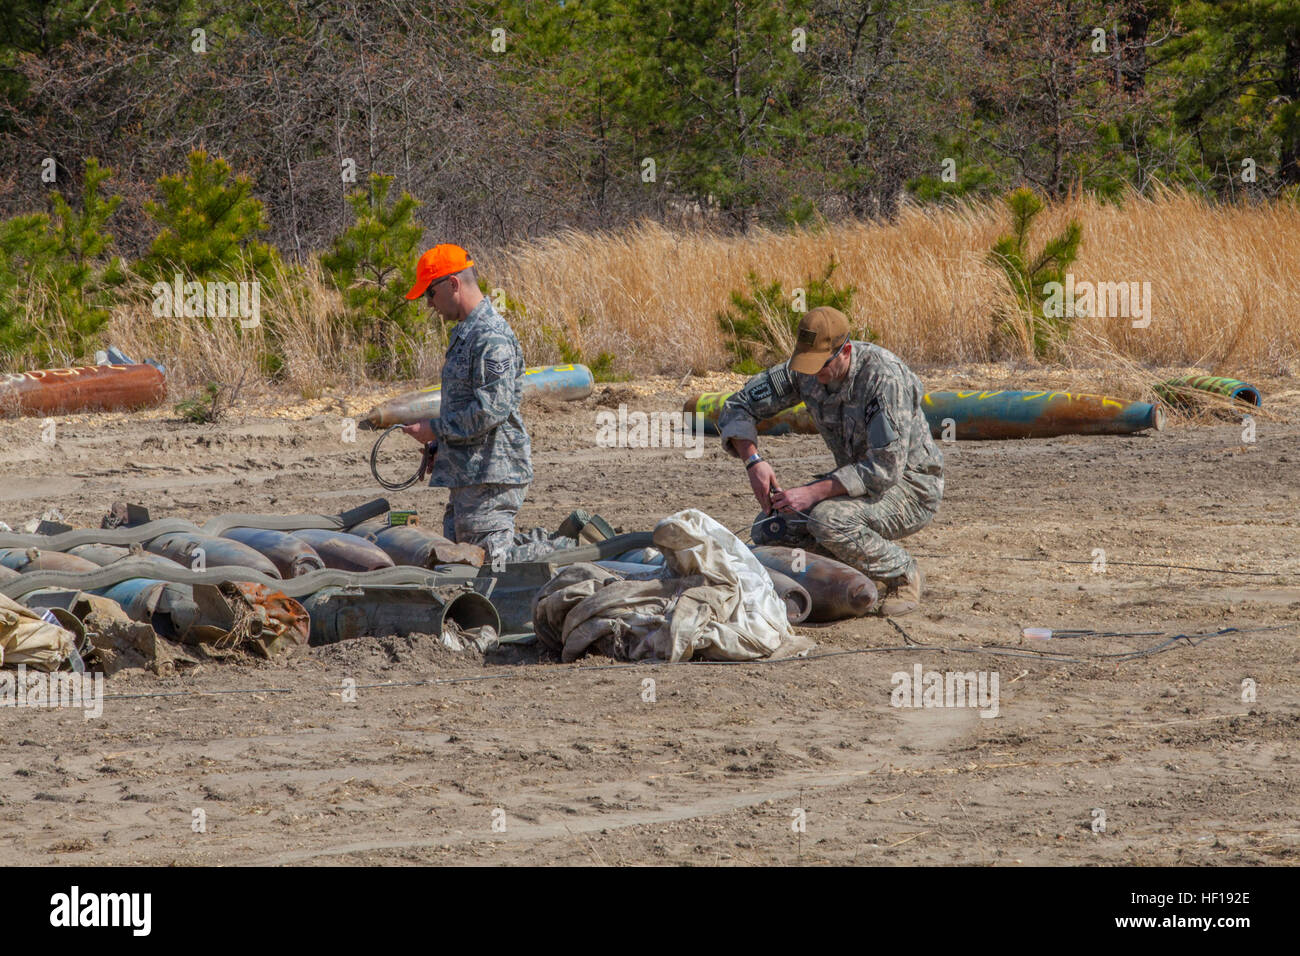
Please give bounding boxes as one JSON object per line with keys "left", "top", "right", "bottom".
{"left": 718, "top": 306, "right": 943, "bottom": 615}
{"left": 401, "top": 245, "right": 533, "bottom": 564}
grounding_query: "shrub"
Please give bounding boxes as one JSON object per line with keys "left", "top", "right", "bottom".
{"left": 987, "top": 186, "right": 1082, "bottom": 358}
{"left": 320, "top": 173, "right": 425, "bottom": 376}
{"left": 136, "top": 150, "right": 279, "bottom": 284}
{"left": 0, "top": 158, "right": 125, "bottom": 366}
{"left": 716, "top": 258, "right": 860, "bottom": 374}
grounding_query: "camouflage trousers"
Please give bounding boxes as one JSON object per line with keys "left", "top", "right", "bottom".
{"left": 443, "top": 483, "right": 527, "bottom": 564}
{"left": 443, "top": 483, "right": 577, "bottom": 566}
{"left": 752, "top": 481, "right": 935, "bottom": 581}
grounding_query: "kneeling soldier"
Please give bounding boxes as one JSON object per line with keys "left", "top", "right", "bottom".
{"left": 718, "top": 306, "right": 943, "bottom": 615}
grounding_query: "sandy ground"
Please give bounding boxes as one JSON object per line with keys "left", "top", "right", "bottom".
{"left": 0, "top": 366, "right": 1297, "bottom": 866}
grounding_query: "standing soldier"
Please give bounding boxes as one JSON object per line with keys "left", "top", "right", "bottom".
{"left": 718, "top": 306, "right": 943, "bottom": 615}
{"left": 400, "top": 244, "right": 532, "bottom": 565}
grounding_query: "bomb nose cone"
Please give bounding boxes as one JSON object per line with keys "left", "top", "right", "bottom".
{"left": 848, "top": 578, "right": 879, "bottom": 613}
{"left": 289, "top": 554, "right": 327, "bottom": 576}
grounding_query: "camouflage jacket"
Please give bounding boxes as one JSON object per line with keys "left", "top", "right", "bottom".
{"left": 429, "top": 297, "right": 533, "bottom": 487}
{"left": 718, "top": 341, "right": 944, "bottom": 507}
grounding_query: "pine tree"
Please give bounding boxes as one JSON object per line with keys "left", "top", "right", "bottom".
{"left": 46, "top": 159, "right": 127, "bottom": 347}
{"left": 320, "top": 173, "right": 426, "bottom": 375}
{"left": 623, "top": 0, "right": 819, "bottom": 228}
{"left": 136, "top": 149, "right": 278, "bottom": 283}
{"left": 1166, "top": 0, "right": 1300, "bottom": 190}
{"left": 716, "top": 258, "right": 861, "bottom": 374}
{"left": 0, "top": 212, "right": 56, "bottom": 361}
{"left": 988, "top": 187, "right": 1083, "bottom": 359}
{"left": 0, "top": 158, "right": 125, "bottom": 365}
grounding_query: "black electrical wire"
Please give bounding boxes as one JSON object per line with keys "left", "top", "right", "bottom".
{"left": 83, "top": 619, "right": 1298, "bottom": 703}
{"left": 737, "top": 506, "right": 1288, "bottom": 579}
{"left": 369, "top": 424, "right": 427, "bottom": 491}
{"left": 916, "top": 552, "right": 1284, "bottom": 578}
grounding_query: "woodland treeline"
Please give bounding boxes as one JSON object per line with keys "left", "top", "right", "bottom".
{"left": 2, "top": 0, "right": 1295, "bottom": 259}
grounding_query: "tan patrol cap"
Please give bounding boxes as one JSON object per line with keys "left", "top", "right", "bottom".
{"left": 789, "top": 306, "right": 850, "bottom": 374}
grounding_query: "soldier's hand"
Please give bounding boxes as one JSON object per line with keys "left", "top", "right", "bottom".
{"left": 748, "top": 460, "right": 780, "bottom": 514}
{"left": 401, "top": 420, "right": 435, "bottom": 444}
{"left": 771, "top": 483, "right": 821, "bottom": 515}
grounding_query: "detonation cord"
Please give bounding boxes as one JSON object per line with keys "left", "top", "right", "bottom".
{"left": 735, "top": 501, "right": 1297, "bottom": 663}
{"left": 741, "top": 506, "right": 1291, "bottom": 579}
{"left": 914, "top": 553, "right": 1285, "bottom": 577}
{"left": 101, "top": 688, "right": 293, "bottom": 701}
{"left": 93, "top": 620, "right": 1297, "bottom": 701}
{"left": 369, "top": 424, "right": 429, "bottom": 492}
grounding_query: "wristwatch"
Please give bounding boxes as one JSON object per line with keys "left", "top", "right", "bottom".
{"left": 744, "top": 452, "right": 764, "bottom": 470}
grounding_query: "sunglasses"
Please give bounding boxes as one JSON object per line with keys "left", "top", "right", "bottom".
{"left": 817, "top": 337, "right": 850, "bottom": 371}
{"left": 425, "top": 275, "right": 454, "bottom": 299}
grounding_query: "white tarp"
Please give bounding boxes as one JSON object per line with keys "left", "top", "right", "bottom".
{"left": 533, "top": 509, "right": 809, "bottom": 662}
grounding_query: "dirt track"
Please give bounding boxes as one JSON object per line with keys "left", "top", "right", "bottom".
{"left": 1, "top": 368, "right": 1297, "bottom": 866}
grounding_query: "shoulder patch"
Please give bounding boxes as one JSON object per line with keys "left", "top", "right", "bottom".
{"left": 743, "top": 363, "right": 795, "bottom": 405}
{"left": 864, "top": 398, "right": 899, "bottom": 446}
{"left": 769, "top": 363, "right": 794, "bottom": 397}
{"left": 484, "top": 355, "right": 512, "bottom": 378}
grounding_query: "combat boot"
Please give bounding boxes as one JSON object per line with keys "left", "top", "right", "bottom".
{"left": 555, "top": 509, "right": 616, "bottom": 544}
{"left": 873, "top": 560, "right": 924, "bottom": 616}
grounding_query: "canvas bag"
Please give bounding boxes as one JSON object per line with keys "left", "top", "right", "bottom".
{"left": 0, "top": 593, "right": 76, "bottom": 671}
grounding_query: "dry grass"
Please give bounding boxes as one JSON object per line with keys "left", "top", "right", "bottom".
{"left": 77, "top": 190, "right": 1300, "bottom": 394}
{"left": 485, "top": 190, "right": 1300, "bottom": 379}
{"left": 485, "top": 207, "right": 1015, "bottom": 374}
{"left": 105, "top": 260, "right": 367, "bottom": 395}
{"left": 105, "top": 259, "right": 455, "bottom": 395}
{"left": 107, "top": 268, "right": 271, "bottom": 392}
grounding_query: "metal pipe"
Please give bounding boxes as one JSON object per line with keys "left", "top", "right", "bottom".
{"left": 1154, "top": 375, "right": 1261, "bottom": 407}
{"left": 301, "top": 585, "right": 500, "bottom": 646}
{"left": 684, "top": 392, "right": 817, "bottom": 436}
{"left": 219, "top": 527, "right": 326, "bottom": 577}
{"left": 362, "top": 364, "right": 595, "bottom": 428}
{"left": 686, "top": 388, "right": 1164, "bottom": 439}
{"left": 920, "top": 390, "right": 1163, "bottom": 439}
{"left": 0, "top": 363, "right": 166, "bottom": 418}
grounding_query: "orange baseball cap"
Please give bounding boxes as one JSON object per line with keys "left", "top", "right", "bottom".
{"left": 405, "top": 244, "right": 475, "bottom": 299}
